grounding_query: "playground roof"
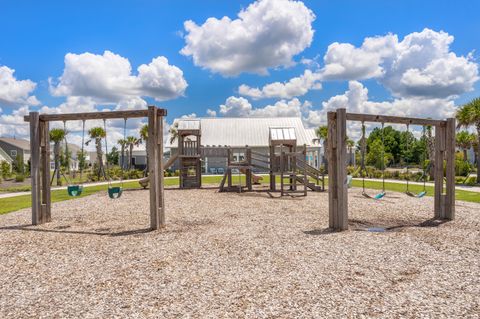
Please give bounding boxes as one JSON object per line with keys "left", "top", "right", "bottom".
{"left": 168, "top": 117, "right": 318, "bottom": 148}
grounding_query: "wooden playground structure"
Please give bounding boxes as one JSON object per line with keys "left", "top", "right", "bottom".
{"left": 23, "top": 106, "right": 457, "bottom": 233}
{"left": 24, "top": 106, "right": 167, "bottom": 230}
{"left": 327, "top": 108, "right": 456, "bottom": 231}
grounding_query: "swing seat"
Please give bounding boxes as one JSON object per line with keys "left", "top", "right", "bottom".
{"left": 373, "top": 192, "right": 386, "bottom": 200}
{"left": 108, "top": 186, "right": 123, "bottom": 199}
{"left": 417, "top": 191, "right": 427, "bottom": 198}
{"left": 67, "top": 185, "right": 83, "bottom": 197}
{"left": 406, "top": 190, "right": 426, "bottom": 198}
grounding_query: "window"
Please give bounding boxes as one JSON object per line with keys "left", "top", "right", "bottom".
{"left": 10, "top": 150, "right": 17, "bottom": 157}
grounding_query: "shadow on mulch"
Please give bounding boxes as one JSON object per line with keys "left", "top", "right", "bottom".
{"left": 0, "top": 223, "right": 153, "bottom": 237}
{"left": 303, "top": 218, "right": 450, "bottom": 235}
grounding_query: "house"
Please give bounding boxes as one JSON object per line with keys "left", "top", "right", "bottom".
{"left": 49, "top": 142, "right": 82, "bottom": 172}
{"left": 166, "top": 117, "right": 322, "bottom": 173}
{"left": 0, "top": 137, "right": 30, "bottom": 165}
{"left": 0, "top": 146, "right": 13, "bottom": 167}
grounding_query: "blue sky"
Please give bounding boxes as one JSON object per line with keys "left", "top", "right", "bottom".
{"left": 1, "top": 0, "right": 479, "bottom": 140}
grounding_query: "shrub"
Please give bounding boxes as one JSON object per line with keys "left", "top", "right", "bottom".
{"left": 15, "top": 174, "right": 25, "bottom": 182}
{"left": 1, "top": 161, "right": 11, "bottom": 178}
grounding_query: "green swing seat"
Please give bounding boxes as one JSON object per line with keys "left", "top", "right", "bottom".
{"left": 108, "top": 186, "right": 123, "bottom": 199}
{"left": 67, "top": 185, "right": 83, "bottom": 197}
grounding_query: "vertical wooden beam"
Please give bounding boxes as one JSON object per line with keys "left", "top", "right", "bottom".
{"left": 336, "top": 108, "right": 348, "bottom": 230}
{"left": 444, "top": 118, "right": 456, "bottom": 220}
{"left": 40, "top": 120, "right": 51, "bottom": 223}
{"left": 157, "top": 114, "right": 166, "bottom": 227}
{"left": 246, "top": 147, "right": 252, "bottom": 191}
{"left": 434, "top": 124, "right": 446, "bottom": 219}
{"left": 327, "top": 111, "right": 337, "bottom": 229}
{"left": 269, "top": 145, "right": 275, "bottom": 191}
{"left": 148, "top": 106, "right": 160, "bottom": 230}
{"left": 29, "top": 112, "right": 41, "bottom": 225}
{"left": 197, "top": 134, "right": 202, "bottom": 188}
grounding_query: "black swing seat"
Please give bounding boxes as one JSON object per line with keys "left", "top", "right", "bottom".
{"left": 67, "top": 185, "right": 83, "bottom": 197}
{"left": 108, "top": 186, "right": 123, "bottom": 199}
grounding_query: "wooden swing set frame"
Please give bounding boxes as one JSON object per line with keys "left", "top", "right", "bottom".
{"left": 24, "top": 106, "right": 167, "bottom": 230}
{"left": 327, "top": 108, "right": 456, "bottom": 231}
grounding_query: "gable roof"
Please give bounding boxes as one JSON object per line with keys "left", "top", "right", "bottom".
{"left": 168, "top": 117, "right": 317, "bottom": 148}
{"left": 0, "top": 137, "right": 30, "bottom": 150}
{"left": 0, "top": 146, "right": 13, "bottom": 163}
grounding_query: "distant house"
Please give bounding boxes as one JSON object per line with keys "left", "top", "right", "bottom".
{"left": 0, "top": 137, "right": 30, "bottom": 164}
{"left": 165, "top": 117, "right": 322, "bottom": 173}
{"left": 49, "top": 142, "right": 81, "bottom": 172}
{"left": 0, "top": 146, "right": 13, "bottom": 167}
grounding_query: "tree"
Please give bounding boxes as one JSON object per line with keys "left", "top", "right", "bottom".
{"left": 346, "top": 138, "right": 355, "bottom": 166}
{"left": 140, "top": 124, "right": 149, "bottom": 174}
{"left": 118, "top": 139, "right": 127, "bottom": 169}
{"left": 456, "top": 98, "right": 480, "bottom": 183}
{"left": 366, "top": 139, "right": 393, "bottom": 170}
{"left": 49, "top": 128, "right": 66, "bottom": 186}
{"left": 315, "top": 125, "right": 328, "bottom": 171}
{"left": 169, "top": 122, "right": 179, "bottom": 145}
{"left": 86, "top": 127, "right": 106, "bottom": 178}
{"left": 107, "top": 146, "right": 119, "bottom": 166}
{"left": 125, "top": 136, "right": 141, "bottom": 170}
{"left": 77, "top": 150, "right": 87, "bottom": 172}
{"left": 456, "top": 130, "right": 475, "bottom": 162}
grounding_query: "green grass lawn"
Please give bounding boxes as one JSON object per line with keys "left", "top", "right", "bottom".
{"left": 1, "top": 175, "right": 478, "bottom": 215}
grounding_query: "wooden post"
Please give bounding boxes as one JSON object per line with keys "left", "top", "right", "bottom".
{"left": 148, "top": 106, "right": 162, "bottom": 230}
{"left": 269, "top": 145, "right": 275, "bottom": 191}
{"left": 157, "top": 114, "right": 165, "bottom": 226}
{"left": 328, "top": 108, "right": 348, "bottom": 230}
{"left": 246, "top": 147, "right": 252, "bottom": 191}
{"left": 40, "top": 120, "right": 51, "bottom": 223}
{"left": 197, "top": 134, "right": 202, "bottom": 188}
{"left": 29, "top": 112, "right": 41, "bottom": 225}
{"left": 434, "top": 124, "right": 446, "bottom": 219}
{"left": 444, "top": 118, "right": 456, "bottom": 220}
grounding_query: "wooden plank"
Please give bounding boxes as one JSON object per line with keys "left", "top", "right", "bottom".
{"left": 336, "top": 108, "right": 348, "bottom": 230}
{"left": 434, "top": 124, "right": 445, "bottom": 219}
{"left": 24, "top": 108, "right": 167, "bottom": 122}
{"left": 444, "top": 118, "right": 456, "bottom": 220}
{"left": 346, "top": 112, "right": 445, "bottom": 126}
{"left": 29, "top": 112, "right": 41, "bottom": 225}
{"left": 40, "top": 120, "right": 51, "bottom": 222}
{"left": 157, "top": 114, "right": 166, "bottom": 227}
{"left": 148, "top": 106, "right": 160, "bottom": 230}
{"left": 327, "top": 111, "right": 336, "bottom": 229}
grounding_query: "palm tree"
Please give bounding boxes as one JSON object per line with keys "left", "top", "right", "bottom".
{"left": 125, "top": 136, "right": 142, "bottom": 170}
{"left": 315, "top": 125, "right": 328, "bottom": 172}
{"left": 49, "top": 128, "right": 66, "bottom": 186}
{"left": 346, "top": 138, "right": 355, "bottom": 166}
{"left": 140, "top": 124, "right": 149, "bottom": 175}
{"left": 456, "top": 131, "right": 475, "bottom": 162}
{"left": 169, "top": 122, "right": 179, "bottom": 145}
{"left": 117, "top": 138, "right": 127, "bottom": 169}
{"left": 86, "top": 127, "right": 106, "bottom": 178}
{"left": 456, "top": 98, "right": 480, "bottom": 183}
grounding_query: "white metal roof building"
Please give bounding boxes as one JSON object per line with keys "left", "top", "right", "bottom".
{"left": 167, "top": 117, "right": 318, "bottom": 148}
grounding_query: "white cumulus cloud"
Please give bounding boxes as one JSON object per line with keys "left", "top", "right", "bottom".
{"left": 50, "top": 51, "right": 187, "bottom": 103}
{"left": 181, "top": 0, "right": 315, "bottom": 76}
{"left": 239, "top": 70, "right": 322, "bottom": 99}
{"left": 320, "top": 29, "right": 478, "bottom": 99}
{"left": 0, "top": 66, "right": 40, "bottom": 107}
{"left": 218, "top": 96, "right": 307, "bottom": 118}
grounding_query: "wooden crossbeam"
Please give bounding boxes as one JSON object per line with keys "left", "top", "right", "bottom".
{"left": 345, "top": 112, "right": 445, "bottom": 126}
{"left": 24, "top": 108, "right": 167, "bottom": 122}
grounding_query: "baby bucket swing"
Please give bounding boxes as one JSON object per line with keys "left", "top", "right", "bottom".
{"left": 64, "top": 120, "right": 84, "bottom": 197}
{"left": 103, "top": 118, "right": 126, "bottom": 199}
{"left": 360, "top": 122, "right": 386, "bottom": 200}
{"left": 405, "top": 124, "right": 427, "bottom": 198}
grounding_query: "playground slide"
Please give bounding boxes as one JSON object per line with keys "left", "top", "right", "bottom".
{"left": 138, "top": 153, "right": 179, "bottom": 188}
{"left": 239, "top": 168, "right": 263, "bottom": 184}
